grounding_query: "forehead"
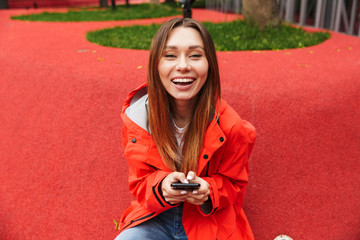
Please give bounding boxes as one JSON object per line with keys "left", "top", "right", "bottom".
{"left": 166, "top": 26, "right": 204, "bottom": 48}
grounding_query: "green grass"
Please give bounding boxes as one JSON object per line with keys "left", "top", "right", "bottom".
{"left": 10, "top": 3, "right": 182, "bottom": 22}
{"left": 86, "top": 20, "right": 330, "bottom": 51}
{"left": 87, "top": 24, "right": 161, "bottom": 50}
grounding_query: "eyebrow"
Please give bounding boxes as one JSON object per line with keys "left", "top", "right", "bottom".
{"left": 165, "top": 45, "right": 204, "bottom": 50}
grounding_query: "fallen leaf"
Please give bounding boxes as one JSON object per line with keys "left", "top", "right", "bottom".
{"left": 98, "top": 57, "right": 104, "bottom": 62}
{"left": 337, "top": 49, "right": 341, "bottom": 52}
{"left": 284, "top": 52, "right": 291, "bottom": 55}
{"left": 298, "top": 64, "right": 308, "bottom": 68}
{"left": 77, "top": 49, "right": 90, "bottom": 53}
{"left": 137, "top": 66, "right": 143, "bottom": 69}
{"left": 347, "top": 46, "right": 352, "bottom": 50}
{"left": 308, "top": 51, "right": 314, "bottom": 54}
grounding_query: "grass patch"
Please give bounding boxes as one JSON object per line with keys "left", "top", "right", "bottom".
{"left": 204, "top": 21, "right": 330, "bottom": 51}
{"left": 87, "top": 24, "right": 161, "bottom": 50}
{"left": 11, "top": 3, "right": 181, "bottom": 22}
{"left": 86, "top": 20, "right": 330, "bottom": 51}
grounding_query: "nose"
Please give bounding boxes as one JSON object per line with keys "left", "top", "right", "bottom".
{"left": 175, "top": 55, "right": 191, "bottom": 71}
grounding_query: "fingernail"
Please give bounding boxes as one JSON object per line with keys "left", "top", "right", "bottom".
{"left": 187, "top": 176, "right": 193, "bottom": 180}
{"left": 181, "top": 191, "right": 187, "bottom": 194}
{"left": 184, "top": 179, "right": 189, "bottom": 184}
{"left": 192, "top": 190, "right": 198, "bottom": 194}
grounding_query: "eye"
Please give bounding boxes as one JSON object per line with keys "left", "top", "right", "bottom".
{"left": 164, "top": 54, "right": 176, "bottom": 58}
{"left": 191, "top": 54, "right": 202, "bottom": 58}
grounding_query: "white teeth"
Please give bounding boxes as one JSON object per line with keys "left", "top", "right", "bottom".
{"left": 172, "top": 78, "right": 194, "bottom": 83}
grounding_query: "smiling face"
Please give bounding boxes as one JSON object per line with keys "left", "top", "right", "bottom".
{"left": 158, "top": 26, "right": 209, "bottom": 106}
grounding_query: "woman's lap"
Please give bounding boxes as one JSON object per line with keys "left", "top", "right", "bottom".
{"left": 114, "top": 218, "right": 172, "bottom": 240}
{"left": 114, "top": 205, "right": 188, "bottom": 240}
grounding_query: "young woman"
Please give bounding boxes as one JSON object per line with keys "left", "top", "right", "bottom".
{"left": 115, "top": 18, "right": 256, "bottom": 240}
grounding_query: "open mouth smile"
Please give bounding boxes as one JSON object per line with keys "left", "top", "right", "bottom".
{"left": 171, "top": 78, "right": 195, "bottom": 85}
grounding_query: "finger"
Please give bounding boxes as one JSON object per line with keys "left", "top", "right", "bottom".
{"left": 168, "top": 172, "right": 186, "bottom": 183}
{"left": 166, "top": 195, "right": 188, "bottom": 202}
{"left": 187, "top": 193, "right": 207, "bottom": 200}
{"left": 178, "top": 190, "right": 188, "bottom": 195}
{"left": 165, "top": 194, "right": 188, "bottom": 203}
{"left": 186, "top": 171, "right": 196, "bottom": 181}
{"left": 164, "top": 188, "right": 190, "bottom": 198}
{"left": 187, "top": 188, "right": 209, "bottom": 199}
{"left": 165, "top": 195, "right": 189, "bottom": 202}
{"left": 167, "top": 199, "right": 184, "bottom": 205}
{"left": 185, "top": 196, "right": 208, "bottom": 205}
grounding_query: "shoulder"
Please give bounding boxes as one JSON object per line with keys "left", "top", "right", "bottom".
{"left": 121, "top": 83, "right": 150, "bottom": 132}
{"left": 218, "top": 99, "right": 256, "bottom": 143}
{"left": 122, "top": 82, "right": 148, "bottom": 111}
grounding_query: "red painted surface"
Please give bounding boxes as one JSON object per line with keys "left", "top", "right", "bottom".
{"left": 0, "top": 8, "right": 359, "bottom": 240}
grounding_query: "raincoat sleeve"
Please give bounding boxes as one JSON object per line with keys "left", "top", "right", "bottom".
{"left": 198, "top": 119, "right": 256, "bottom": 216}
{"left": 122, "top": 121, "right": 176, "bottom": 213}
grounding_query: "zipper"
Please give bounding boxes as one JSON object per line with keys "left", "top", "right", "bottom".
{"left": 122, "top": 212, "right": 156, "bottom": 230}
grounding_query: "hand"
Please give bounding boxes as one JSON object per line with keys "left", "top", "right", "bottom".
{"left": 161, "top": 172, "right": 189, "bottom": 205}
{"left": 184, "top": 171, "right": 210, "bottom": 206}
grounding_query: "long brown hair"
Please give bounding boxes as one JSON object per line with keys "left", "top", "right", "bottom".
{"left": 147, "top": 18, "right": 221, "bottom": 174}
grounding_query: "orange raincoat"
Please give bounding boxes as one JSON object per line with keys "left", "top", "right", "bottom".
{"left": 119, "top": 83, "right": 256, "bottom": 240}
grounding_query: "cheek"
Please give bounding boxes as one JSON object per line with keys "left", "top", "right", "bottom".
{"left": 197, "top": 61, "right": 209, "bottom": 78}
{"left": 158, "top": 61, "right": 173, "bottom": 77}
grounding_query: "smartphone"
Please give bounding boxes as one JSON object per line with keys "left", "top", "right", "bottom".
{"left": 171, "top": 183, "right": 200, "bottom": 190}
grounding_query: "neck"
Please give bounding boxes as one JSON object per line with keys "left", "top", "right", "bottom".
{"left": 171, "top": 98, "right": 195, "bottom": 128}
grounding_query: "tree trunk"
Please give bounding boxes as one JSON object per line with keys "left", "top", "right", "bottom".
{"left": 99, "top": 0, "right": 108, "bottom": 8}
{"left": 183, "top": 0, "right": 192, "bottom": 18}
{"left": 0, "top": 0, "right": 9, "bottom": 9}
{"left": 111, "top": 0, "right": 116, "bottom": 10}
{"left": 242, "top": 0, "right": 281, "bottom": 29}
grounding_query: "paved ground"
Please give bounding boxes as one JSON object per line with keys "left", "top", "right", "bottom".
{"left": 1, "top": 7, "right": 360, "bottom": 240}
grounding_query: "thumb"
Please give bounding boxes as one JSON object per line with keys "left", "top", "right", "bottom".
{"left": 186, "top": 171, "right": 196, "bottom": 181}
{"left": 169, "top": 171, "right": 186, "bottom": 183}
